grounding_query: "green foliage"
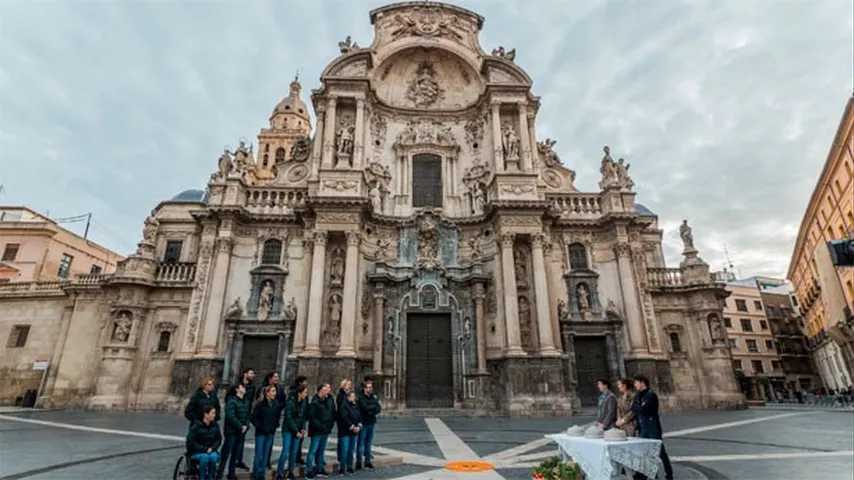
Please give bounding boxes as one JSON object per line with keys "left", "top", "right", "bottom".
{"left": 531, "top": 456, "right": 580, "bottom": 480}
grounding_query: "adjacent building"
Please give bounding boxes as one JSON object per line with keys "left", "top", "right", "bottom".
{"left": 0, "top": 2, "right": 743, "bottom": 413}
{"left": 723, "top": 279, "right": 783, "bottom": 400}
{"left": 0, "top": 206, "right": 123, "bottom": 283}
{"left": 787, "top": 95, "right": 854, "bottom": 392}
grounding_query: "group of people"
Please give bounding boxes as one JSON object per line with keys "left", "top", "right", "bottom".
{"left": 594, "top": 375, "right": 674, "bottom": 480}
{"left": 183, "top": 368, "right": 382, "bottom": 480}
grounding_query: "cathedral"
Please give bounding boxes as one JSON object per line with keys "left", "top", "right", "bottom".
{"left": 0, "top": 2, "right": 744, "bottom": 414}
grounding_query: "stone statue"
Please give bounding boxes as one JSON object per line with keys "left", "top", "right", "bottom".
{"left": 369, "top": 182, "right": 383, "bottom": 213}
{"left": 225, "top": 297, "right": 242, "bottom": 319}
{"left": 257, "top": 280, "right": 274, "bottom": 321}
{"left": 557, "top": 299, "right": 568, "bottom": 321}
{"left": 406, "top": 61, "right": 443, "bottom": 107}
{"left": 463, "top": 316, "right": 472, "bottom": 339}
{"left": 502, "top": 123, "right": 520, "bottom": 160}
{"left": 217, "top": 148, "right": 233, "bottom": 178}
{"left": 491, "top": 46, "right": 516, "bottom": 61}
{"left": 142, "top": 215, "right": 158, "bottom": 244}
{"left": 599, "top": 145, "right": 634, "bottom": 191}
{"left": 576, "top": 283, "right": 590, "bottom": 312}
{"left": 416, "top": 216, "right": 440, "bottom": 270}
{"left": 338, "top": 35, "right": 359, "bottom": 53}
{"left": 328, "top": 294, "right": 342, "bottom": 336}
{"left": 514, "top": 249, "right": 527, "bottom": 283}
{"left": 616, "top": 158, "right": 633, "bottom": 189}
{"left": 436, "top": 124, "right": 454, "bottom": 145}
{"left": 518, "top": 296, "right": 531, "bottom": 347}
{"left": 329, "top": 250, "right": 345, "bottom": 285}
{"left": 709, "top": 315, "right": 724, "bottom": 343}
{"left": 336, "top": 126, "right": 354, "bottom": 166}
{"left": 283, "top": 297, "right": 297, "bottom": 322}
{"left": 471, "top": 183, "right": 485, "bottom": 215}
{"left": 112, "top": 312, "right": 132, "bottom": 343}
{"left": 538, "top": 138, "right": 562, "bottom": 168}
{"left": 680, "top": 219, "right": 694, "bottom": 250}
{"left": 467, "top": 232, "right": 483, "bottom": 261}
{"left": 375, "top": 238, "right": 392, "bottom": 260}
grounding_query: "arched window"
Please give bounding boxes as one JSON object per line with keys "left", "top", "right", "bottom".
{"left": 261, "top": 239, "right": 282, "bottom": 265}
{"left": 275, "top": 147, "right": 286, "bottom": 163}
{"left": 669, "top": 332, "right": 682, "bottom": 353}
{"left": 157, "top": 331, "right": 171, "bottom": 352}
{"left": 568, "top": 243, "right": 588, "bottom": 270}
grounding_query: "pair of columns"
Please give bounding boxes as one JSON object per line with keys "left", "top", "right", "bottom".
{"left": 297, "top": 230, "right": 361, "bottom": 357}
{"left": 499, "top": 233, "right": 560, "bottom": 357}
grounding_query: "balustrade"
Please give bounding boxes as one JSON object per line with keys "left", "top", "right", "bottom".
{"left": 647, "top": 268, "right": 685, "bottom": 288}
{"left": 245, "top": 188, "right": 307, "bottom": 215}
{"left": 155, "top": 262, "right": 197, "bottom": 283}
{"left": 548, "top": 193, "right": 602, "bottom": 218}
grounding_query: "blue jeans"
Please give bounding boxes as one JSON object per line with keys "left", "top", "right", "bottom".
{"left": 306, "top": 434, "right": 329, "bottom": 475}
{"left": 218, "top": 433, "right": 243, "bottom": 477}
{"left": 252, "top": 434, "right": 274, "bottom": 480}
{"left": 357, "top": 423, "right": 375, "bottom": 464}
{"left": 191, "top": 451, "right": 220, "bottom": 480}
{"left": 276, "top": 431, "right": 299, "bottom": 476}
{"left": 338, "top": 435, "right": 356, "bottom": 470}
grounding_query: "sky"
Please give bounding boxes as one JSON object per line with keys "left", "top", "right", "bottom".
{"left": 0, "top": 0, "right": 851, "bottom": 278}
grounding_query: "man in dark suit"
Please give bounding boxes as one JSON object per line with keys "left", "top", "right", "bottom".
{"left": 631, "top": 375, "right": 673, "bottom": 480}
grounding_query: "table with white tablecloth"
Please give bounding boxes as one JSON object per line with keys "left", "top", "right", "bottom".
{"left": 545, "top": 434, "right": 664, "bottom": 480}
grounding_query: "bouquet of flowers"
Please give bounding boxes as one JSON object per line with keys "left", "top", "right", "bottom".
{"left": 531, "top": 456, "right": 580, "bottom": 480}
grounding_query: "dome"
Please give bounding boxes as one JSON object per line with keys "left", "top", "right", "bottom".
{"left": 635, "top": 203, "right": 656, "bottom": 217}
{"left": 170, "top": 189, "right": 208, "bottom": 203}
{"left": 271, "top": 77, "right": 310, "bottom": 121}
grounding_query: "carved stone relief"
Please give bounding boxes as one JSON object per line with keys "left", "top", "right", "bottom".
{"left": 406, "top": 61, "right": 444, "bottom": 108}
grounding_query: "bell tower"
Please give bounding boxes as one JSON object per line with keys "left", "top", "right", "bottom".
{"left": 257, "top": 76, "right": 312, "bottom": 175}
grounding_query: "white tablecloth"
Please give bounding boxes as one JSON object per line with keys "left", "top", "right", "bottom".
{"left": 546, "top": 434, "right": 664, "bottom": 480}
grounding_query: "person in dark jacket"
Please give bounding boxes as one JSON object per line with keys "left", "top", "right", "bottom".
{"left": 356, "top": 378, "right": 382, "bottom": 470}
{"left": 595, "top": 378, "right": 617, "bottom": 430}
{"left": 251, "top": 385, "right": 281, "bottom": 480}
{"left": 259, "top": 371, "right": 287, "bottom": 469}
{"left": 631, "top": 375, "right": 673, "bottom": 480}
{"left": 288, "top": 376, "right": 308, "bottom": 464}
{"left": 184, "top": 376, "right": 221, "bottom": 423}
{"left": 334, "top": 379, "right": 353, "bottom": 470}
{"left": 306, "top": 383, "right": 335, "bottom": 479}
{"left": 229, "top": 367, "right": 256, "bottom": 472}
{"left": 337, "top": 391, "right": 362, "bottom": 475}
{"left": 218, "top": 383, "right": 250, "bottom": 480}
{"left": 276, "top": 384, "right": 308, "bottom": 480}
{"left": 186, "top": 405, "right": 222, "bottom": 480}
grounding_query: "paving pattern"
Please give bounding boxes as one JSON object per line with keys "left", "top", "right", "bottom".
{"left": 0, "top": 407, "right": 851, "bottom": 479}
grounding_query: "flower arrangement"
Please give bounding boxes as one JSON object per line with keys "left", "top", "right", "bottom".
{"left": 531, "top": 456, "right": 580, "bottom": 480}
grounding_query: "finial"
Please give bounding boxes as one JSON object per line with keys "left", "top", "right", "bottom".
{"left": 603, "top": 145, "right": 610, "bottom": 155}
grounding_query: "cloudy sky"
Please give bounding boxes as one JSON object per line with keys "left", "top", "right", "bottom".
{"left": 0, "top": 0, "right": 851, "bottom": 278}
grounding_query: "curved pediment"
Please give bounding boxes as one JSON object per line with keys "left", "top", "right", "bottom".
{"left": 483, "top": 58, "right": 532, "bottom": 86}
{"left": 322, "top": 51, "right": 372, "bottom": 78}
{"left": 371, "top": 47, "right": 484, "bottom": 112}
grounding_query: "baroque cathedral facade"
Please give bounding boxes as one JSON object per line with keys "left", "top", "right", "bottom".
{"left": 1, "top": 2, "right": 743, "bottom": 414}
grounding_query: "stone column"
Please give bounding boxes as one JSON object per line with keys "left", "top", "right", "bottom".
{"left": 531, "top": 234, "right": 560, "bottom": 356}
{"left": 291, "top": 239, "right": 312, "bottom": 355}
{"left": 322, "top": 97, "right": 337, "bottom": 169}
{"left": 615, "top": 243, "right": 648, "bottom": 352}
{"left": 231, "top": 332, "right": 244, "bottom": 381}
{"left": 353, "top": 99, "right": 365, "bottom": 169}
{"left": 500, "top": 233, "right": 525, "bottom": 357}
{"left": 473, "top": 282, "right": 488, "bottom": 373}
{"left": 302, "top": 231, "right": 327, "bottom": 357}
{"left": 337, "top": 231, "right": 360, "bottom": 357}
{"left": 277, "top": 331, "right": 290, "bottom": 379}
{"left": 199, "top": 236, "right": 233, "bottom": 354}
{"left": 372, "top": 284, "right": 385, "bottom": 374}
{"left": 310, "top": 108, "right": 325, "bottom": 178}
{"left": 517, "top": 102, "right": 532, "bottom": 172}
{"left": 491, "top": 102, "right": 504, "bottom": 171}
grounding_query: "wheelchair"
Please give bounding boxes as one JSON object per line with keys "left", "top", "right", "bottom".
{"left": 173, "top": 452, "right": 200, "bottom": 480}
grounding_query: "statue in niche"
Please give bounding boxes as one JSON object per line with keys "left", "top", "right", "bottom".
{"left": 463, "top": 316, "right": 472, "bottom": 339}
{"left": 225, "top": 297, "right": 243, "bottom": 319}
{"left": 471, "top": 183, "right": 486, "bottom": 215}
{"left": 329, "top": 248, "right": 345, "bottom": 286}
{"left": 680, "top": 219, "right": 695, "bottom": 251}
{"left": 142, "top": 214, "right": 158, "bottom": 244}
{"left": 576, "top": 283, "right": 591, "bottom": 312}
{"left": 369, "top": 182, "right": 383, "bottom": 213}
{"left": 112, "top": 312, "right": 132, "bottom": 343}
{"left": 557, "top": 299, "right": 568, "bottom": 321}
{"left": 257, "top": 280, "right": 275, "bottom": 321}
{"left": 709, "top": 315, "right": 724, "bottom": 343}
{"left": 327, "top": 294, "right": 342, "bottom": 339}
{"left": 335, "top": 126, "right": 354, "bottom": 167}
{"left": 502, "top": 122, "right": 520, "bottom": 161}
{"left": 518, "top": 296, "right": 531, "bottom": 347}
{"left": 514, "top": 249, "right": 527, "bottom": 284}
{"left": 283, "top": 297, "right": 298, "bottom": 322}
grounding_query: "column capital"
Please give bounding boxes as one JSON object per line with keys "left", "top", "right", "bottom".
{"left": 499, "top": 232, "right": 516, "bottom": 248}
{"left": 531, "top": 233, "right": 547, "bottom": 250}
{"left": 614, "top": 242, "right": 632, "bottom": 258}
{"left": 346, "top": 231, "right": 361, "bottom": 246}
{"left": 215, "top": 236, "right": 233, "bottom": 254}
{"left": 472, "top": 282, "right": 486, "bottom": 300}
{"left": 326, "top": 96, "right": 338, "bottom": 106}
{"left": 313, "top": 230, "right": 328, "bottom": 246}
{"left": 356, "top": 98, "right": 365, "bottom": 108}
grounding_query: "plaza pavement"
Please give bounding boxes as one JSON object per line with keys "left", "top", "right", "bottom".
{"left": 0, "top": 407, "right": 851, "bottom": 479}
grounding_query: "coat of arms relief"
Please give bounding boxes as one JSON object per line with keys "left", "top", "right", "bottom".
{"left": 406, "top": 61, "right": 444, "bottom": 108}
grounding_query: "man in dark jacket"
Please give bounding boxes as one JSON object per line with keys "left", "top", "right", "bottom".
{"left": 631, "top": 375, "right": 673, "bottom": 480}
{"left": 226, "top": 368, "right": 256, "bottom": 472}
{"left": 356, "top": 378, "right": 382, "bottom": 470}
{"left": 306, "top": 383, "right": 335, "bottom": 479}
{"left": 277, "top": 384, "right": 309, "bottom": 480}
{"left": 288, "top": 376, "right": 308, "bottom": 465}
{"left": 186, "top": 405, "right": 222, "bottom": 480}
{"left": 218, "top": 383, "right": 250, "bottom": 480}
{"left": 337, "top": 391, "right": 362, "bottom": 475}
{"left": 184, "top": 377, "right": 221, "bottom": 423}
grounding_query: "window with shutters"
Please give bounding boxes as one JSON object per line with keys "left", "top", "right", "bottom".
{"left": 57, "top": 254, "right": 73, "bottom": 279}
{"left": 412, "top": 154, "right": 443, "bottom": 207}
{"left": 6, "top": 325, "right": 29, "bottom": 348}
{"left": 2, "top": 243, "right": 19, "bottom": 261}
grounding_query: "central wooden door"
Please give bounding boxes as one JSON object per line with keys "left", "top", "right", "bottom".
{"left": 574, "top": 336, "right": 609, "bottom": 407}
{"left": 406, "top": 313, "right": 453, "bottom": 408}
{"left": 240, "top": 336, "right": 279, "bottom": 384}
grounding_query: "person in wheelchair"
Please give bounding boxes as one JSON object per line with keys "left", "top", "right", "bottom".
{"left": 186, "top": 405, "right": 222, "bottom": 480}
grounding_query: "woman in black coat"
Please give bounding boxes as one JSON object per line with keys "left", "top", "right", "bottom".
{"left": 251, "top": 385, "right": 280, "bottom": 480}
{"left": 337, "top": 391, "right": 362, "bottom": 475}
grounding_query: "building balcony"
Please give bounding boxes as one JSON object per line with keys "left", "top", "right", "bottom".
{"left": 155, "top": 262, "right": 196, "bottom": 284}
{"left": 647, "top": 268, "right": 684, "bottom": 288}
{"left": 548, "top": 193, "right": 602, "bottom": 219}
{"left": 245, "top": 187, "right": 307, "bottom": 215}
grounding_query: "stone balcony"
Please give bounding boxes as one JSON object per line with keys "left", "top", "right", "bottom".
{"left": 245, "top": 187, "right": 307, "bottom": 215}
{"left": 647, "top": 267, "right": 684, "bottom": 288}
{"left": 547, "top": 192, "right": 602, "bottom": 219}
{"left": 155, "top": 262, "right": 196, "bottom": 285}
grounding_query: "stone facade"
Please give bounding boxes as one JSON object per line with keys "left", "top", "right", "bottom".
{"left": 0, "top": 2, "right": 743, "bottom": 414}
